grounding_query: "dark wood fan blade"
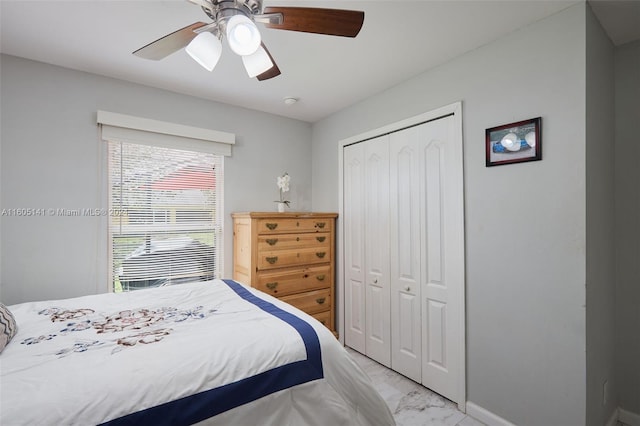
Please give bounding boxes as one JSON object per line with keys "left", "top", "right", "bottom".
{"left": 133, "top": 22, "right": 208, "bottom": 60}
{"left": 256, "top": 43, "right": 281, "bottom": 81}
{"left": 262, "top": 7, "right": 364, "bottom": 37}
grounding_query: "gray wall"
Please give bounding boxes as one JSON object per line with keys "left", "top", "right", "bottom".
{"left": 614, "top": 39, "right": 640, "bottom": 417}
{"left": 585, "top": 5, "right": 616, "bottom": 425}
{"left": 0, "top": 54, "right": 312, "bottom": 305}
{"left": 312, "top": 4, "right": 588, "bottom": 425}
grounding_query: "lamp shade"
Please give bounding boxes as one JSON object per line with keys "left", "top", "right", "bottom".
{"left": 226, "top": 15, "right": 261, "bottom": 56}
{"left": 241, "top": 46, "right": 273, "bottom": 78}
{"left": 186, "top": 32, "right": 222, "bottom": 71}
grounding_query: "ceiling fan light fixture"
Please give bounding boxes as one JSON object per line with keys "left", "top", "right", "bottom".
{"left": 185, "top": 31, "right": 222, "bottom": 71}
{"left": 242, "top": 45, "right": 273, "bottom": 78}
{"left": 226, "top": 14, "right": 261, "bottom": 56}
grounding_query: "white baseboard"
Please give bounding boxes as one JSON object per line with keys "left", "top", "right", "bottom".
{"left": 620, "top": 408, "right": 640, "bottom": 426}
{"left": 466, "top": 402, "right": 516, "bottom": 426}
{"left": 465, "top": 402, "right": 640, "bottom": 426}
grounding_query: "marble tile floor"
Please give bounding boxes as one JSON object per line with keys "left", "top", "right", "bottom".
{"left": 346, "top": 347, "right": 485, "bottom": 426}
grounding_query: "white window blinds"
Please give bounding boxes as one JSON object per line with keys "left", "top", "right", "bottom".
{"left": 98, "top": 112, "right": 232, "bottom": 292}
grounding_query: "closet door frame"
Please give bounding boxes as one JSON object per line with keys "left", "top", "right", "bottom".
{"left": 337, "top": 101, "right": 466, "bottom": 412}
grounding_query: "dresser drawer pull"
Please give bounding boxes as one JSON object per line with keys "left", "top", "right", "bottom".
{"left": 316, "top": 236, "right": 326, "bottom": 243}
{"left": 266, "top": 282, "right": 278, "bottom": 290}
{"left": 315, "top": 252, "right": 326, "bottom": 259}
{"left": 265, "top": 223, "right": 278, "bottom": 230}
{"left": 265, "top": 256, "right": 278, "bottom": 264}
{"left": 315, "top": 222, "right": 326, "bottom": 229}
{"left": 266, "top": 238, "right": 278, "bottom": 246}
{"left": 316, "top": 274, "right": 325, "bottom": 281}
{"left": 316, "top": 297, "right": 326, "bottom": 305}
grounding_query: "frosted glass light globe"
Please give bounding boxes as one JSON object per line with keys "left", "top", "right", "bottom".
{"left": 226, "top": 15, "right": 261, "bottom": 56}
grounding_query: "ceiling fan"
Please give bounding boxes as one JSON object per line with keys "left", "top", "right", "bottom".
{"left": 133, "top": 0, "right": 365, "bottom": 81}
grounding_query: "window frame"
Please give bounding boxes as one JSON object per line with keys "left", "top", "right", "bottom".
{"left": 98, "top": 111, "right": 234, "bottom": 292}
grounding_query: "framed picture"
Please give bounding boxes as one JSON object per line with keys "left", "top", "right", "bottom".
{"left": 486, "top": 117, "right": 542, "bottom": 167}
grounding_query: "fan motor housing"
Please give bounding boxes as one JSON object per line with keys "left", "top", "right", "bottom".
{"left": 205, "top": 0, "right": 262, "bottom": 22}
{"left": 221, "top": 0, "right": 262, "bottom": 15}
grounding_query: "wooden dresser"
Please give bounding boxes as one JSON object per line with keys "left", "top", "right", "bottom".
{"left": 232, "top": 212, "right": 338, "bottom": 333}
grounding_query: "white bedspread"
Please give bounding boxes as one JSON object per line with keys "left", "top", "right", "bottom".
{"left": 0, "top": 279, "right": 395, "bottom": 425}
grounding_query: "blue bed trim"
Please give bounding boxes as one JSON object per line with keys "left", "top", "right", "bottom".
{"left": 101, "top": 279, "right": 324, "bottom": 426}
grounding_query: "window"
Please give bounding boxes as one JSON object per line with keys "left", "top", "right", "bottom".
{"left": 98, "top": 111, "right": 234, "bottom": 292}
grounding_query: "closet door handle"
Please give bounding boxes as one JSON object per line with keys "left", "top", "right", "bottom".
{"left": 405, "top": 286, "right": 411, "bottom": 292}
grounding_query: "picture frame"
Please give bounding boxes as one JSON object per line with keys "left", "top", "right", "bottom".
{"left": 486, "top": 117, "right": 542, "bottom": 167}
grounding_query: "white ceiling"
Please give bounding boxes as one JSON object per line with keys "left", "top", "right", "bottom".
{"left": 1, "top": 0, "right": 638, "bottom": 123}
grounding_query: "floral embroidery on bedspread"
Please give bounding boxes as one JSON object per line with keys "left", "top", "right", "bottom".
{"left": 20, "top": 305, "right": 218, "bottom": 356}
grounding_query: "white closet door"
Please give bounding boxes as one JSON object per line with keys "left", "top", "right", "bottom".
{"left": 389, "top": 126, "right": 422, "bottom": 383}
{"left": 364, "top": 135, "right": 391, "bottom": 367}
{"left": 418, "top": 116, "right": 463, "bottom": 402}
{"left": 343, "top": 143, "right": 366, "bottom": 352}
{"left": 341, "top": 105, "right": 465, "bottom": 408}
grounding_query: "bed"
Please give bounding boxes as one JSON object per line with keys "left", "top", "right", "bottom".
{"left": 0, "top": 279, "right": 395, "bottom": 425}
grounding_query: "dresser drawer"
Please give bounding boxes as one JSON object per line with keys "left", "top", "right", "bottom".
{"left": 257, "top": 218, "right": 331, "bottom": 234}
{"left": 312, "top": 311, "right": 331, "bottom": 329}
{"left": 258, "top": 232, "right": 330, "bottom": 252}
{"left": 258, "top": 247, "right": 330, "bottom": 270}
{"left": 281, "top": 288, "right": 331, "bottom": 315}
{"left": 255, "top": 265, "right": 330, "bottom": 297}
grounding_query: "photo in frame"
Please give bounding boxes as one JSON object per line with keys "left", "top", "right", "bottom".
{"left": 486, "top": 117, "right": 542, "bottom": 167}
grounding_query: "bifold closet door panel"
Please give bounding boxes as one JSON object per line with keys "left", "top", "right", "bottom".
{"left": 417, "top": 116, "right": 463, "bottom": 402}
{"left": 343, "top": 143, "right": 366, "bottom": 352}
{"left": 389, "top": 126, "right": 422, "bottom": 383}
{"left": 364, "top": 135, "right": 391, "bottom": 367}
